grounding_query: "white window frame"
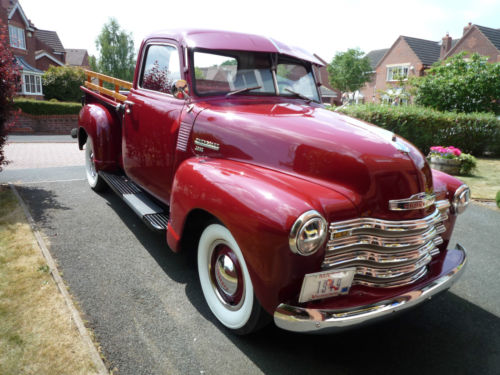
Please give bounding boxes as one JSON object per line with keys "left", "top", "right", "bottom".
{"left": 386, "top": 64, "right": 410, "bottom": 82}
{"left": 9, "top": 24, "right": 26, "bottom": 50}
{"left": 20, "top": 73, "right": 43, "bottom": 95}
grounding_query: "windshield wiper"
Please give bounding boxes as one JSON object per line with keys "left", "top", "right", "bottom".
{"left": 226, "top": 86, "right": 262, "bottom": 97}
{"left": 284, "top": 88, "right": 313, "bottom": 103}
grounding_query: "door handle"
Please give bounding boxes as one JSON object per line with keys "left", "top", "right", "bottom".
{"left": 124, "top": 100, "right": 134, "bottom": 114}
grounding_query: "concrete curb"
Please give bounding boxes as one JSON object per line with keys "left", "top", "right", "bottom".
{"left": 9, "top": 184, "right": 109, "bottom": 375}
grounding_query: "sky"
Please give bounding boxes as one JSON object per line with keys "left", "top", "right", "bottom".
{"left": 17, "top": 0, "right": 500, "bottom": 63}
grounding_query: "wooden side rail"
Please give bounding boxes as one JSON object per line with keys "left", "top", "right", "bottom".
{"left": 84, "top": 70, "right": 133, "bottom": 102}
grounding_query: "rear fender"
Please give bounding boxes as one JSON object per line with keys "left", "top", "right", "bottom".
{"left": 78, "top": 104, "right": 121, "bottom": 171}
{"left": 168, "top": 157, "right": 356, "bottom": 313}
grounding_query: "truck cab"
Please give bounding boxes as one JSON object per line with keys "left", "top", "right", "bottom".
{"left": 77, "top": 29, "right": 470, "bottom": 335}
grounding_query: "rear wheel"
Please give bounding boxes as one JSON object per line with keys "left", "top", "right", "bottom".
{"left": 85, "top": 138, "right": 107, "bottom": 191}
{"left": 197, "top": 223, "right": 269, "bottom": 334}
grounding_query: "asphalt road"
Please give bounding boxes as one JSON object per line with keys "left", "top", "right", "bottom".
{"left": 6, "top": 173, "right": 498, "bottom": 375}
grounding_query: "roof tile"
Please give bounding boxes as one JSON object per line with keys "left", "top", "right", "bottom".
{"left": 476, "top": 25, "right": 500, "bottom": 51}
{"left": 365, "top": 48, "right": 389, "bottom": 69}
{"left": 65, "top": 49, "right": 88, "bottom": 66}
{"left": 35, "top": 29, "right": 65, "bottom": 53}
{"left": 402, "top": 36, "right": 441, "bottom": 66}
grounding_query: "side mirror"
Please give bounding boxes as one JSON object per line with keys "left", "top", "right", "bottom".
{"left": 172, "top": 79, "right": 190, "bottom": 99}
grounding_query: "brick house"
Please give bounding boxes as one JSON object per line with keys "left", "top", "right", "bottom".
{"left": 65, "top": 48, "right": 90, "bottom": 68}
{"left": 442, "top": 23, "right": 500, "bottom": 63}
{"left": 360, "top": 48, "right": 388, "bottom": 102}
{"left": 0, "top": 0, "right": 89, "bottom": 98}
{"left": 360, "top": 23, "right": 500, "bottom": 103}
{"left": 360, "top": 36, "right": 441, "bottom": 103}
{"left": 35, "top": 28, "right": 66, "bottom": 70}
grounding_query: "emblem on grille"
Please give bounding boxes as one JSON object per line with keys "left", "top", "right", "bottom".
{"left": 388, "top": 192, "right": 435, "bottom": 211}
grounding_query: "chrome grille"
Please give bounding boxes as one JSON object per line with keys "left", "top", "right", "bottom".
{"left": 323, "top": 201, "right": 450, "bottom": 288}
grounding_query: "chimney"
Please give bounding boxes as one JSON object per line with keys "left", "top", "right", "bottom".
{"left": 463, "top": 22, "right": 472, "bottom": 35}
{"left": 440, "top": 33, "right": 452, "bottom": 59}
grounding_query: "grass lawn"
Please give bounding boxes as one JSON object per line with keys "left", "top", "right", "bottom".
{"left": 0, "top": 186, "right": 99, "bottom": 375}
{"left": 457, "top": 158, "right": 500, "bottom": 201}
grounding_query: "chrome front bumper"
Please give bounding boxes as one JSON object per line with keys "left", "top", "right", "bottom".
{"left": 274, "top": 244, "right": 467, "bottom": 334}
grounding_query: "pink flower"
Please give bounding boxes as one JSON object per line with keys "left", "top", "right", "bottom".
{"left": 429, "top": 145, "right": 461, "bottom": 158}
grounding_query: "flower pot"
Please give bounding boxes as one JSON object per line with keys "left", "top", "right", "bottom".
{"left": 429, "top": 157, "right": 461, "bottom": 175}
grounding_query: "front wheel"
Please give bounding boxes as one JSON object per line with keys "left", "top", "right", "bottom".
{"left": 197, "top": 223, "right": 269, "bottom": 334}
{"left": 85, "top": 137, "right": 107, "bottom": 191}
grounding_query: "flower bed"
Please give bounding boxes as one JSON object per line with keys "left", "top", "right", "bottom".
{"left": 428, "top": 146, "right": 477, "bottom": 175}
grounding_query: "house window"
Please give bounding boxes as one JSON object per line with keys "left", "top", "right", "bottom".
{"left": 386, "top": 65, "right": 409, "bottom": 81}
{"left": 22, "top": 74, "right": 43, "bottom": 95}
{"left": 8, "top": 25, "right": 26, "bottom": 49}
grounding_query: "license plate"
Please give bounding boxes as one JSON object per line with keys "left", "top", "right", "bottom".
{"left": 298, "top": 268, "right": 356, "bottom": 303}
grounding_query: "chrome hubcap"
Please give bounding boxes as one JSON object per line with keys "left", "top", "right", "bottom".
{"left": 215, "top": 253, "right": 238, "bottom": 296}
{"left": 89, "top": 151, "right": 96, "bottom": 177}
{"left": 209, "top": 243, "right": 244, "bottom": 309}
{"left": 86, "top": 143, "right": 97, "bottom": 178}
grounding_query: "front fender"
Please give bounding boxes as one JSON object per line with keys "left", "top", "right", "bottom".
{"left": 431, "top": 169, "right": 467, "bottom": 247}
{"left": 78, "top": 103, "right": 121, "bottom": 171}
{"left": 168, "top": 157, "right": 356, "bottom": 314}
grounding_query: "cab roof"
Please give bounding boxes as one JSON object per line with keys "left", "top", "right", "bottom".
{"left": 144, "top": 29, "right": 325, "bottom": 66}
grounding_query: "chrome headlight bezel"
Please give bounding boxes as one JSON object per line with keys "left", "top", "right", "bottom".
{"left": 289, "top": 210, "right": 328, "bottom": 256}
{"left": 451, "top": 184, "right": 470, "bottom": 215}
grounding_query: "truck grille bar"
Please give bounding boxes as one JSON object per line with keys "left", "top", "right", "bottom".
{"left": 323, "top": 201, "right": 450, "bottom": 288}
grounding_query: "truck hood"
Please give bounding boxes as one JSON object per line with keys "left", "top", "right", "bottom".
{"left": 191, "top": 99, "right": 433, "bottom": 219}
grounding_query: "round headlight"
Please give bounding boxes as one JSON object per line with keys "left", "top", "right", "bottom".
{"left": 451, "top": 184, "right": 470, "bottom": 215}
{"left": 289, "top": 210, "right": 327, "bottom": 256}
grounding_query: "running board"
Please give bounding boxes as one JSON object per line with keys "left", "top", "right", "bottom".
{"left": 99, "top": 172, "right": 169, "bottom": 232}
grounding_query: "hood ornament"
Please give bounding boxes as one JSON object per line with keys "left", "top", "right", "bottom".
{"left": 389, "top": 192, "right": 435, "bottom": 211}
{"left": 392, "top": 135, "right": 410, "bottom": 154}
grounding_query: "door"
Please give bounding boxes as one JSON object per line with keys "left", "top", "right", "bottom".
{"left": 123, "top": 42, "right": 185, "bottom": 203}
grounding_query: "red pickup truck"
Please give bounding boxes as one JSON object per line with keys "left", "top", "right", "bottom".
{"left": 76, "top": 29, "right": 469, "bottom": 334}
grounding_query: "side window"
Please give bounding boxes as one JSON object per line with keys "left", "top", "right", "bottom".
{"left": 140, "top": 44, "right": 181, "bottom": 94}
{"left": 276, "top": 62, "right": 317, "bottom": 99}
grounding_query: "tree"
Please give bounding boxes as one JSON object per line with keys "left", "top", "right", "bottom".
{"left": 94, "top": 18, "right": 135, "bottom": 82}
{"left": 0, "top": 19, "right": 20, "bottom": 171}
{"left": 411, "top": 52, "right": 500, "bottom": 113}
{"left": 327, "top": 48, "right": 372, "bottom": 94}
{"left": 43, "top": 65, "right": 85, "bottom": 102}
{"left": 88, "top": 55, "right": 98, "bottom": 72}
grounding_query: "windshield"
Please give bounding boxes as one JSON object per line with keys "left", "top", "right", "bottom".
{"left": 192, "top": 50, "right": 320, "bottom": 102}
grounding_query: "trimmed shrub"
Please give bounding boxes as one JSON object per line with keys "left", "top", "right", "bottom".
{"left": 42, "top": 65, "right": 85, "bottom": 102}
{"left": 496, "top": 191, "right": 500, "bottom": 208}
{"left": 334, "top": 104, "right": 500, "bottom": 156}
{"left": 13, "top": 99, "right": 81, "bottom": 115}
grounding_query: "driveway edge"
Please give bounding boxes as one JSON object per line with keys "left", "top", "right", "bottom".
{"left": 9, "top": 184, "right": 109, "bottom": 375}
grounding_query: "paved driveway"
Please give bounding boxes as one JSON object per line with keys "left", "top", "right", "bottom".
{"left": 2, "top": 137, "right": 500, "bottom": 375}
{"left": 1, "top": 135, "right": 84, "bottom": 184}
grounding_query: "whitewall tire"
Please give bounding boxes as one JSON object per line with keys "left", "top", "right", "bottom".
{"left": 85, "top": 137, "right": 106, "bottom": 191}
{"left": 197, "top": 223, "right": 268, "bottom": 334}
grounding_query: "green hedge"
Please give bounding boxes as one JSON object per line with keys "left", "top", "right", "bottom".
{"left": 13, "top": 99, "right": 81, "bottom": 116}
{"left": 334, "top": 104, "right": 500, "bottom": 156}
